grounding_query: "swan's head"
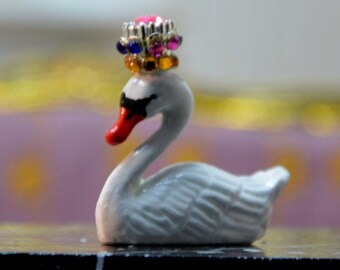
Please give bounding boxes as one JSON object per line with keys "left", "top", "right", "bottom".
{"left": 105, "top": 72, "right": 193, "bottom": 145}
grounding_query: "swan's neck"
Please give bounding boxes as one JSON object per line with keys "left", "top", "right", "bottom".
{"left": 103, "top": 76, "right": 193, "bottom": 200}
{"left": 119, "top": 114, "right": 187, "bottom": 195}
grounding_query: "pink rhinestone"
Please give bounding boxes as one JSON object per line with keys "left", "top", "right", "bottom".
{"left": 168, "top": 36, "right": 182, "bottom": 50}
{"left": 149, "top": 42, "right": 165, "bottom": 58}
{"left": 134, "top": 15, "right": 164, "bottom": 24}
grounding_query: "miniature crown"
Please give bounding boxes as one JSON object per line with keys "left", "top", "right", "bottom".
{"left": 116, "top": 15, "right": 182, "bottom": 73}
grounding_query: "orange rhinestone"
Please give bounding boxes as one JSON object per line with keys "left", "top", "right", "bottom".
{"left": 124, "top": 55, "right": 141, "bottom": 73}
{"left": 171, "top": 55, "right": 179, "bottom": 67}
{"left": 142, "top": 56, "right": 157, "bottom": 71}
{"left": 158, "top": 56, "right": 172, "bottom": 70}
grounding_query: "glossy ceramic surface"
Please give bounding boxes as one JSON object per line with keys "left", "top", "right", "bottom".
{"left": 96, "top": 72, "right": 289, "bottom": 245}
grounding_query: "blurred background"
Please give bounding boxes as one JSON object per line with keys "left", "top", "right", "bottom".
{"left": 0, "top": 0, "right": 340, "bottom": 227}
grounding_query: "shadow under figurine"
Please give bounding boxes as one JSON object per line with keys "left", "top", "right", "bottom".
{"left": 96, "top": 15, "right": 290, "bottom": 245}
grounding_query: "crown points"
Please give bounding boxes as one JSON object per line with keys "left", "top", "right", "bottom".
{"left": 117, "top": 15, "right": 182, "bottom": 73}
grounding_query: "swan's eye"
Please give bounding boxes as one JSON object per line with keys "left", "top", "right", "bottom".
{"left": 120, "top": 93, "right": 157, "bottom": 120}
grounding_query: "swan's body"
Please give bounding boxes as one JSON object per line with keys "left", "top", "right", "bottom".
{"left": 96, "top": 71, "right": 289, "bottom": 245}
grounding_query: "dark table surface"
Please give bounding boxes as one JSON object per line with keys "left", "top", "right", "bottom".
{"left": 0, "top": 224, "right": 339, "bottom": 269}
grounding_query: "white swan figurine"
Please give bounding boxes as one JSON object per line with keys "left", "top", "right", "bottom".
{"left": 96, "top": 15, "right": 289, "bottom": 245}
{"left": 96, "top": 71, "right": 289, "bottom": 245}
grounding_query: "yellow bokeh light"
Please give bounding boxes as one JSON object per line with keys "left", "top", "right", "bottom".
{"left": 6, "top": 154, "right": 48, "bottom": 206}
{"left": 0, "top": 52, "right": 339, "bottom": 135}
{"left": 301, "top": 103, "right": 337, "bottom": 136}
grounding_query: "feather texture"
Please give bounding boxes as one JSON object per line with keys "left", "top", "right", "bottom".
{"left": 112, "top": 163, "right": 289, "bottom": 244}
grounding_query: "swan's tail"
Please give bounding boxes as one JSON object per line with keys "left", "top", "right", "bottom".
{"left": 223, "top": 166, "right": 290, "bottom": 243}
{"left": 250, "top": 166, "right": 290, "bottom": 201}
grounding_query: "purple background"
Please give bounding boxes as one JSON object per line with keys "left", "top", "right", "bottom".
{"left": 1, "top": 109, "right": 339, "bottom": 227}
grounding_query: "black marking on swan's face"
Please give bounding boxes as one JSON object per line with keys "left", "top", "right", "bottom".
{"left": 120, "top": 93, "right": 158, "bottom": 120}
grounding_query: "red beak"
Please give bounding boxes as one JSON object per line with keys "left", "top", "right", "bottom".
{"left": 105, "top": 108, "right": 145, "bottom": 145}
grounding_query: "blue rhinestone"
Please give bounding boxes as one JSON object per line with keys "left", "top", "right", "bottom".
{"left": 116, "top": 41, "right": 127, "bottom": 54}
{"left": 127, "top": 41, "right": 141, "bottom": 54}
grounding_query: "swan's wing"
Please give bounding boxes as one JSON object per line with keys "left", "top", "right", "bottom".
{"left": 120, "top": 163, "right": 288, "bottom": 244}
